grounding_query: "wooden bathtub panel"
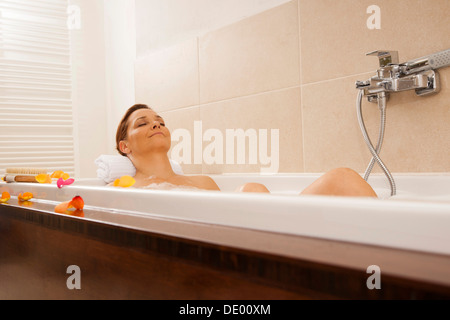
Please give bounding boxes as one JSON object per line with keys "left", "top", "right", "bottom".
{"left": 1, "top": 203, "right": 450, "bottom": 300}
{"left": 0, "top": 205, "right": 332, "bottom": 299}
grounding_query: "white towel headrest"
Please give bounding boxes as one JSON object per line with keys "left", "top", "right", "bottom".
{"left": 94, "top": 155, "right": 183, "bottom": 183}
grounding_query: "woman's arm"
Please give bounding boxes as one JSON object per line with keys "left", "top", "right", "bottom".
{"left": 193, "top": 176, "right": 221, "bottom": 191}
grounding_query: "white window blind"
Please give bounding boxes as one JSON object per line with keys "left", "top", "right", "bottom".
{"left": 0, "top": 0, "right": 75, "bottom": 177}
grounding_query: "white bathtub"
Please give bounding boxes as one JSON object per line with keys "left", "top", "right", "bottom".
{"left": 1, "top": 173, "right": 450, "bottom": 258}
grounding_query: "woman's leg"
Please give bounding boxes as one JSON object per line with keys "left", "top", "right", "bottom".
{"left": 300, "top": 167, "right": 377, "bottom": 197}
{"left": 236, "top": 168, "right": 377, "bottom": 197}
{"left": 236, "top": 182, "right": 270, "bottom": 193}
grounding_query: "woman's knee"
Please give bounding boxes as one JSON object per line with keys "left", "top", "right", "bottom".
{"left": 301, "top": 167, "right": 377, "bottom": 197}
{"left": 236, "top": 183, "right": 270, "bottom": 193}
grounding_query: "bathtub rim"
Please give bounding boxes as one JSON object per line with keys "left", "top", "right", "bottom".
{"left": 1, "top": 174, "right": 450, "bottom": 258}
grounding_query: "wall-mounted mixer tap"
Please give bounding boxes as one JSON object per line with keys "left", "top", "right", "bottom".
{"left": 355, "top": 49, "right": 450, "bottom": 102}
{"left": 355, "top": 48, "right": 450, "bottom": 196}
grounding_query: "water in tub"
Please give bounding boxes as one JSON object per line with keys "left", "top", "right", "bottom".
{"left": 140, "top": 176, "right": 202, "bottom": 192}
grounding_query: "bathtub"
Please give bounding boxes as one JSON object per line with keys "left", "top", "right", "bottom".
{"left": 1, "top": 173, "right": 450, "bottom": 299}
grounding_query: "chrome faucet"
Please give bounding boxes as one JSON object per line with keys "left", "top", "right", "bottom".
{"left": 356, "top": 49, "right": 450, "bottom": 102}
{"left": 355, "top": 48, "right": 450, "bottom": 196}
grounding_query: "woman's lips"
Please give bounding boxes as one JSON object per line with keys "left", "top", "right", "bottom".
{"left": 149, "top": 132, "right": 164, "bottom": 138}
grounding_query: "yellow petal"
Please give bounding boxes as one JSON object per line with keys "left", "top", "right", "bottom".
{"left": 51, "top": 170, "right": 64, "bottom": 179}
{"left": 114, "top": 175, "right": 136, "bottom": 188}
{"left": 61, "top": 173, "right": 70, "bottom": 180}
{"left": 36, "top": 174, "right": 52, "bottom": 184}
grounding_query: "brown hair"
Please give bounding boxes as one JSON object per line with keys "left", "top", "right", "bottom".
{"left": 116, "top": 104, "right": 151, "bottom": 156}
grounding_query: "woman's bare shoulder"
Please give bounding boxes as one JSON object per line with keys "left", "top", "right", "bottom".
{"left": 187, "top": 175, "right": 220, "bottom": 191}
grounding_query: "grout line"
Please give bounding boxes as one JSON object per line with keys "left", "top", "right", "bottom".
{"left": 297, "top": 0, "right": 306, "bottom": 172}
{"left": 161, "top": 84, "right": 304, "bottom": 114}
{"left": 165, "top": 70, "right": 375, "bottom": 114}
{"left": 301, "top": 71, "right": 375, "bottom": 88}
{"left": 160, "top": 104, "right": 201, "bottom": 115}
{"left": 200, "top": 84, "right": 302, "bottom": 107}
{"left": 196, "top": 36, "right": 201, "bottom": 111}
{"left": 197, "top": 37, "right": 205, "bottom": 175}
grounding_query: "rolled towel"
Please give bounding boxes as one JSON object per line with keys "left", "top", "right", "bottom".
{"left": 95, "top": 155, "right": 183, "bottom": 184}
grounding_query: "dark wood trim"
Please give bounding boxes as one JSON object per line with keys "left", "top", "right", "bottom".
{"left": 1, "top": 203, "right": 450, "bottom": 299}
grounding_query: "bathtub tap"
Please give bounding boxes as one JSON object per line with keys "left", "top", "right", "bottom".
{"left": 356, "top": 48, "right": 450, "bottom": 102}
{"left": 355, "top": 48, "right": 450, "bottom": 196}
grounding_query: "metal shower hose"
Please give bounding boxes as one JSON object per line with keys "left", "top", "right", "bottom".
{"left": 356, "top": 90, "right": 396, "bottom": 196}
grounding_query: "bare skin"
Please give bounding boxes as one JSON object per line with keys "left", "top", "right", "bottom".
{"left": 300, "top": 167, "right": 378, "bottom": 197}
{"left": 116, "top": 108, "right": 377, "bottom": 198}
{"left": 116, "top": 108, "right": 219, "bottom": 191}
{"left": 236, "top": 168, "right": 377, "bottom": 197}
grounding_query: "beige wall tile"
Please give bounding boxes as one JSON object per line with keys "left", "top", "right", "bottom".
{"left": 134, "top": 0, "right": 292, "bottom": 56}
{"left": 200, "top": 87, "right": 303, "bottom": 174}
{"left": 367, "top": 68, "right": 450, "bottom": 173}
{"left": 199, "top": 0, "right": 300, "bottom": 104}
{"left": 299, "top": 0, "right": 450, "bottom": 84}
{"left": 302, "top": 69, "right": 450, "bottom": 173}
{"left": 133, "top": 0, "right": 449, "bottom": 176}
{"left": 158, "top": 106, "right": 203, "bottom": 174}
{"left": 134, "top": 39, "right": 199, "bottom": 112}
{"left": 302, "top": 74, "right": 371, "bottom": 173}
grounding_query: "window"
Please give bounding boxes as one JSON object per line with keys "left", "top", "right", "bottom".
{"left": 0, "top": 0, "right": 75, "bottom": 177}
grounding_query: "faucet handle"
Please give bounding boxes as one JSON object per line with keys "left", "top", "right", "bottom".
{"left": 366, "top": 50, "right": 399, "bottom": 67}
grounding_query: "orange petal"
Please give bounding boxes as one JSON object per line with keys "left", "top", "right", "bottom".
{"left": 69, "top": 196, "right": 84, "bottom": 210}
{"left": 36, "top": 174, "right": 52, "bottom": 184}
{"left": 61, "top": 173, "right": 70, "bottom": 180}
{"left": 0, "top": 191, "right": 10, "bottom": 203}
{"left": 55, "top": 201, "right": 71, "bottom": 214}
{"left": 18, "top": 192, "right": 33, "bottom": 202}
{"left": 51, "top": 170, "right": 64, "bottom": 179}
{"left": 113, "top": 175, "right": 136, "bottom": 188}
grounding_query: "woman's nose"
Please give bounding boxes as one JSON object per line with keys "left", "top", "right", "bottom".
{"left": 152, "top": 121, "right": 161, "bottom": 129}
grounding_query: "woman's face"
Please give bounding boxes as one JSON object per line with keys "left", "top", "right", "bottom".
{"left": 120, "top": 108, "right": 171, "bottom": 156}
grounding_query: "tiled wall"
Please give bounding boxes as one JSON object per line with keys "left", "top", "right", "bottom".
{"left": 135, "top": 0, "right": 450, "bottom": 174}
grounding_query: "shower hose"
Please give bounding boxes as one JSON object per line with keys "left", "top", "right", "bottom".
{"left": 356, "top": 90, "right": 396, "bottom": 196}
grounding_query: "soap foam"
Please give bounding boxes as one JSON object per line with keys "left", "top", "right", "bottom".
{"left": 142, "top": 181, "right": 201, "bottom": 192}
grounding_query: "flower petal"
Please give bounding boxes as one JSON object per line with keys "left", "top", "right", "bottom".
{"left": 62, "top": 173, "right": 70, "bottom": 180}
{"left": 54, "top": 201, "right": 71, "bottom": 214}
{"left": 113, "top": 175, "right": 136, "bottom": 188}
{"left": 64, "top": 178, "right": 75, "bottom": 185}
{"left": 18, "top": 192, "right": 33, "bottom": 201}
{"left": 51, "top": 170, "right": 64, "bottom": 179}
{"left": 36, "top": 174, "right": 52, "bottom": 184}
{"left": 57, "top": 178, "right": 75, "bottom": 188}
{"left": 0, "top": 191, "right": 11, "bottom": 203}
{"left": 69, "top": 195, "right": 84, "bottom": 210}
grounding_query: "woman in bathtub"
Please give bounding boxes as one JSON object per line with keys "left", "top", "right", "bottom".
{"left": 114, "top": 104, "right": 377, "bottom": 197}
